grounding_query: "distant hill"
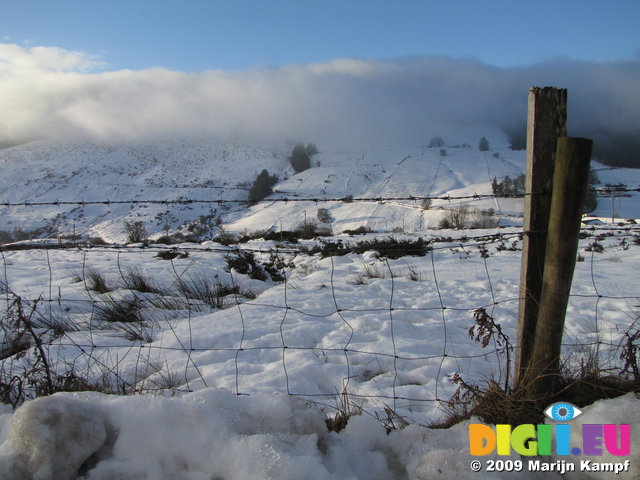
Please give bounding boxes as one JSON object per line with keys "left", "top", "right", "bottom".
{"left": 0, "top": 135, "right": 638, "bottom": 243}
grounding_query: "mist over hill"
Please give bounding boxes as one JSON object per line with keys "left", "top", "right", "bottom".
{"left": 1, "top": 45, "right": 639, "bottom": 166}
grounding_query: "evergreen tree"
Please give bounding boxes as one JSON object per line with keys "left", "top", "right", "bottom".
{"left": 248, "top": 169, "right": 278, "bottom": 203}
{"left": 479, "top": 137, "right": 490, "bottom": 151}
{"left": 289, "top": 143, "right": 311, "bottom": 173}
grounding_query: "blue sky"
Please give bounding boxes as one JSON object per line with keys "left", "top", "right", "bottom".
{"left": 3, "top": 0, "right": 639, "bottom": 72}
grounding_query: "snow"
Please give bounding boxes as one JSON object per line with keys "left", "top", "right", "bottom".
{"left": 0, "top": 137, "right": 639, "bottom": 478}
{"left": 0, "top": 390, "right": 637, "bottom": 479}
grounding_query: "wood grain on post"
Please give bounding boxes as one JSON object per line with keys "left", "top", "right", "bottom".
{"left": 525, "top": 137, "right": 592, "bottom": 395}
{"left": 515, "top": 87, "right": 567, "bottom": 386}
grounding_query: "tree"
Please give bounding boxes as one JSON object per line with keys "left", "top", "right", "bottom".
{"left": 478, "top": 137, "right": 490, "bottom": 151}
{"left": 248, "top": 169, "right": 279, "bottom": 203}
{"left": 123, "top": 221, "right": 148, "bottom": 243}
{"left": 429, "top": 136, "right": 445, "bottom": 148}
{"left": 305, "top": 143, "right": 319, "bottom": 156}
{"left": 289, "top": 143, "right": 311, "bottom": 173}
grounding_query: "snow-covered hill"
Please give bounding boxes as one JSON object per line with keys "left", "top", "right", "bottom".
{"left": 1, "top": 135, "right": 639, "bottom": 244}
{"left": 0, "top": 135, "right": 525, "bottom": 241}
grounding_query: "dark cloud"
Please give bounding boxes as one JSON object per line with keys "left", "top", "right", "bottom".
{"left": 1, "top": 45, "right": 638, "bottom": 165}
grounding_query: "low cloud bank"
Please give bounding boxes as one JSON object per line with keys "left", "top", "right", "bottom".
{"left": 1, "top": 44, "right": 638, "bottom": 165}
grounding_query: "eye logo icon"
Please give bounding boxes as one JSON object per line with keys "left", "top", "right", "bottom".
{"left": 544, "top": 402, "right": 582, "bottom": 422}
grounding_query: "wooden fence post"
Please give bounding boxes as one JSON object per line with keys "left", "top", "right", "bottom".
{"left": 515, "top": 87, "right": 567, "bottom": 386}
{"left": 523, "top": 137, "right": 593, "bottom": 395}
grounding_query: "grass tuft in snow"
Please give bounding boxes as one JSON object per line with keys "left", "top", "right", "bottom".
{"left": 84, "top": 266, "right": 112, "bottom": 294}
{"left": 177, "top": 273, "right": 243, "bottom": 310}
{"left": 119, "top": 266, "right": 162, "bottom": 294}
{"left": 324, "top": 387, "right": 363, "bottom": 433}
{"left": 94, "top": 295, "right": 143, "bottom": 323}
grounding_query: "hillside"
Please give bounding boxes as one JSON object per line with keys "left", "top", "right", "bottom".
{"left": 1, "top": 136, "right": 639, "bottom": 244}
{"left": 0, "top": 135, "right": 524, "bottom": 241}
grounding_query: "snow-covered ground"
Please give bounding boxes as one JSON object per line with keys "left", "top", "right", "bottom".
{"left": 0, "top": 137, "right": 639, "bottom": 478}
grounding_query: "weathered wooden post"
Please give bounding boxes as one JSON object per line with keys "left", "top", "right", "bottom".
{"left": 523, "top": 137, "right": 593, "bottom": 395}
{"left": 515, "top": 87, "right": 567, "bottom": 385}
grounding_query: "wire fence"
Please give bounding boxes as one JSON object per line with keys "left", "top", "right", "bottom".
{"left": 1, "top": 196, "right": 639, "bottom": 426}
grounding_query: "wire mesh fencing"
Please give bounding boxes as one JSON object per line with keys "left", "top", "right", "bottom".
{"left": 0, "top": 199, "right": 639, "bottom": 426}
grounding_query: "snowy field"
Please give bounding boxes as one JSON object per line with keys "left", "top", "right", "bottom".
{"left": 0, "top": 227, "right": 638, "bottom": 479}
{"left": 0, "top": 138, "right": 639, "bottom": 478}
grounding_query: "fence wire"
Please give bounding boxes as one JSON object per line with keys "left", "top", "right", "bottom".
{"left": 0, "top": 203, "right": 639, "bottom": 425}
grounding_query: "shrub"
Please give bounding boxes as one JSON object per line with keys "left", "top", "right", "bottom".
{"left": 88, "top": 236, "right": 107, "bottom": 245}
{"left": 294, "top": 221, "right": 332, "bottom": 240}
{"left": 225, "top": 251, "right": 268, "bottom": 281}
{"left": 155, "top": 250, "right": 189, "bottom": 261}
{"left": 248, "top": 169, "right": 279, "bottom": 203}
{"left": 343, "top": 226, "right": 372, "bottom": 236}
{"left": 213, "top": 229, "right": 237, "bottom": 246}
{"left": 311, "top": 236, "right": 432, "bottom": 259}
{"left": 123, "top": 221, "right": 148, "bottom": 243}
{"left": 154, "top": 232, "right": 185, "bottom": 245}
{"left": 478, "top": 137, "right": 490, "bottom": 151}
{"left": 317, "top": 208, "right": 332, "bottom": 223}
{"left": 469, "top": 208, "right": 498, "bottom": 229}
{"left": 439, "top": 205, "right": 470, "bottom": 229}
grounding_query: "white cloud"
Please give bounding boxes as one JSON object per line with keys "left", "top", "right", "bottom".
{"left": 0, "top": 44, "right": 639, "bottom": 164}
{"left": 0, "top": 44, "right": 104, "bottom": 76}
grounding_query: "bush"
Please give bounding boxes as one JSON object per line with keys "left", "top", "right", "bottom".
{"left": 154, "top": 232, "right": 185, "bottom": 245}
{"left": 469, "top": 208, "right": 498, "bottom": 229}
{"left": 88, "top": 237, "right": 108, "bottom": 245}
{"left": 439, "top": 205, "right": 470, "bottom": 229}
{"left": 294, "top": 221, "right": 332, "bottom": 240}
{"left": 155, "top": 250, "right": 189, "bottom": 261}
{"left": 317, "top": 208, "right": 332, "bottom": 224}
{"left": 248, "top": 169, "right": 279, "bottom": 203}
{"left": 343, "top": 226, "right": 372, "bottom": 236}
{"left": 310, "top": 236, "right": 432, "bottom": 259}
{"left": 225, "top": 251, "right": 268, "bottom": 281}
{"left": 478, "top": 137, "right": 490, "bottom": 151}
{"left": 123, "top": 221, "right": 148, "bottom": 243}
